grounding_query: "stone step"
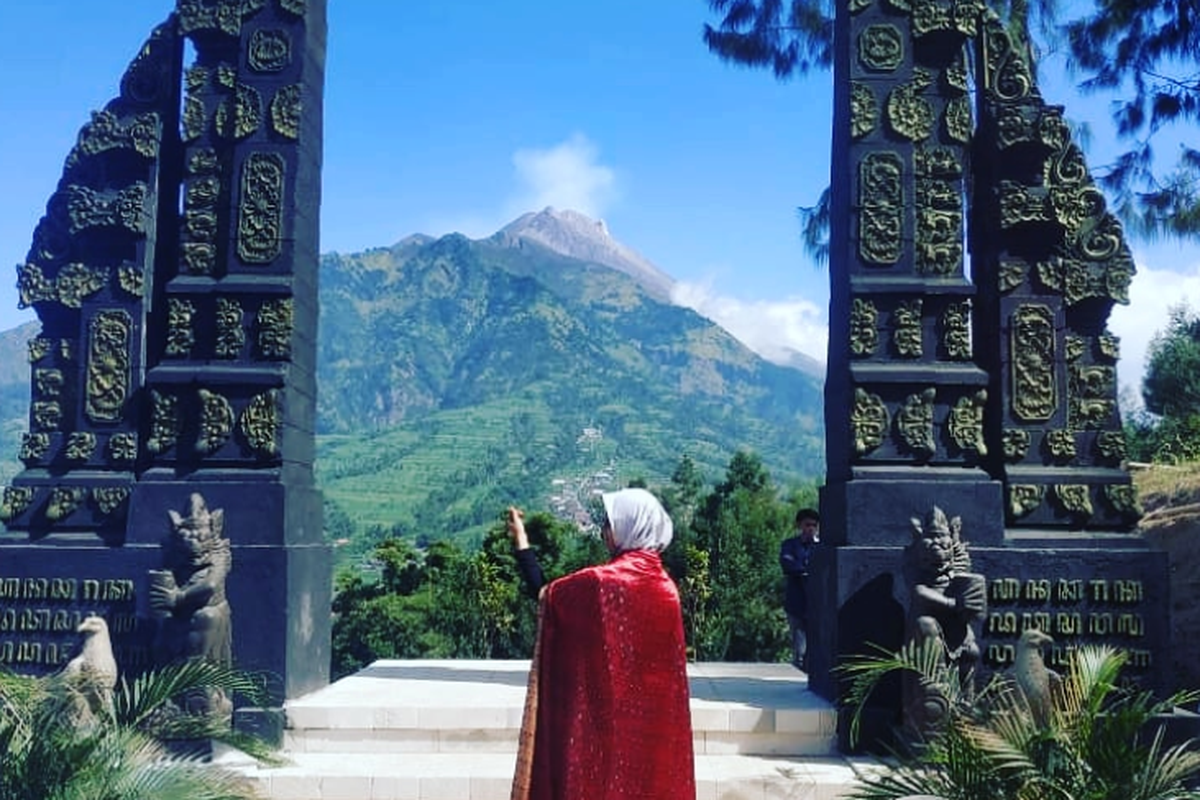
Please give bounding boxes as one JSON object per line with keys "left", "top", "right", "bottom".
{"left": 281, "top": 660, "right": 838, "bottom": 758}
{"left": 227, "top": 751, "right": 870, "bottom": 800}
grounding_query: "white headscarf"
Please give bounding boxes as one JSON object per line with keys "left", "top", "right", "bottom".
{"left": 601, "top": 488, "right": 674, "bottom": 552}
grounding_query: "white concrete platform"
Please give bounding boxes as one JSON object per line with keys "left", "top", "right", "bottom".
{"left": 230, "top": 660, "right": 873, "bottom": 800}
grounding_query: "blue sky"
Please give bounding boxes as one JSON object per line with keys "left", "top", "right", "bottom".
{"left": 1, "top": 1, "right": 1197, "bottom": 397}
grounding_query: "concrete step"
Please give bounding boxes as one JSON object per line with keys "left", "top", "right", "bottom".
{"left": 228, "top": 751, "right": 871, "bottom": 800}
{"left": 281, "top": 660, "right": 838, "bottom": 758}
{"left": 227, "top": 660, "right": 861, "bottom": 800}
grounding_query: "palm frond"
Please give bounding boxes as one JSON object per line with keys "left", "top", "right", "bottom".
{"left": 115, "top": 659, "right": 272, "bottom": 729}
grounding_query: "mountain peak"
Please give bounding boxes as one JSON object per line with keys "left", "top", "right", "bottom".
{"left": 494, "top": 207, "right": 674, "bottom": 300}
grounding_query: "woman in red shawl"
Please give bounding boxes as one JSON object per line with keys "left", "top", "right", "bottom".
{"left": 508, "top": 488, "right": 696, "bottom": 800}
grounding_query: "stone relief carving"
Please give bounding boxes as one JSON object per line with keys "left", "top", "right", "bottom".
{"left": 851, "top": 388, "right": 889, "bottom": 456}
{"left": 46, "top": 487, "right": 86, "bottom": 522}
{"left": 65, "top": 110, "right": 159, "bottom": 167}
{"left": 66, "top": 184, "right": 148, "bottom": 235}
{"left": 850, "top": 298, "right": 879, "bottom": 357}
{"left": 214, "top": 82, "right": 263, "bottom": 140}
{"left": 237, "top": 152, "right": 285, "bottom": 264}
{"left": 28, "top": 337, "right": 52, "bottom": 363}
{"left": 859, "top": 151, "right": 903, "bottom": 265}
{"left": 92, "top": 486, "right": 130, "bottom": 516}
{"left": 850, "top": 83, "right": 878, "bottom": 139}
{"left": 859, "top": 24, "right": 904, "bottom": 71}
{"left": 1011, "top": 304, "right": 1055, "bottom": 422}
{"left": 1096, "top": 431, "right": 1127, "bottom": 464}
{"left": 941, "top": 301, "right": 970, "bottom": 359}
{"left": 0, "top": 486, "right": 36, "bottom": 522}
{"left": 19, "top": 433, "right": 51, "bottom": 464}
{"left": 214, "top": 298, "right": 245, "bottom": 358}
{"left": 892, "top": 299, "right": 923, "bottom": 357}
{"left": 1009, "top": 484, "right": 1044, "bottom": 518}
{"left": 107, "top": 432, "right": 138, "bottom": 465}
{"left": 240, "top": 389, "right": 282, "bottom": 457}
{"left": 1044, "top": 429, "right": 1077, "bottom": 461}
{"left": 886, "top": 69, "right": 934, "bottom": 142}
{"left": 1104, "top": 484, "right": 1142, "bottom": 518}
{"left": 1002, "top": 428, "right": 1030, "bottom": 461}
{"left": 944, "top": 96, "right": 972, "bottom": 142}
{"left": 270, "top": 84, "right": 303, "bottom": 140}
{"left": 896, "top": 387, "right": 936, "bottom": 458}
{"left": 165, "top": 298, "right": 196, "bottom": 357}
{"left": 86, "top": 310, "right": 132, "bottom": 424}
{"left": 147, "top": 390, "right": 180, "bottom": 455}
{"left": 1054, "top": 484, "right": 1093, "bottom": 518}
{"left": 65, "top": 432, "right": 98, "bottom": 462}
{"left": 257, "top": 297, "right": 293, "bottom": 358}
{"left": 197, "top": 389, "right": 235, "bottom": 454}
{"left": 148, "top": 493, "right": 233, "bottom": 717}
{"left": 248, "top": 28, "right": 291, "bottom": 72}
{"left": 117, "top": 265, "right": 145, "bottom": 298}
{"left": 33, "top": 401, "right": 63, "bottom": 432}
{"left": 948, "top": 390, "right": 987, "bottom": 456}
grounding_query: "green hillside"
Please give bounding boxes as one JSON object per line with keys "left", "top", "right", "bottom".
{"left": 0, "top": 231, "right": 826, "bottom": 546}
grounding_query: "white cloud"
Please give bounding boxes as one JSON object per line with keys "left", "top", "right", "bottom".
{"left": 671, "top": 279, "right": 828, "bottom": 366}
{"left": 504, "top": 133, "right": 618, "bottom": 220}
{"left": 427, "top": 133, "right": 618, "bottom": 238}
{"left": 1111, "top": 258, "right": 1200, "bottom": 398}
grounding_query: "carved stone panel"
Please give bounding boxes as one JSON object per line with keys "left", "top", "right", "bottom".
{"left": 892, "top": 299, "right": 923, "bottom": 357}
{"left": 850, "top": 298, "right": 879, "bottom": 357}
{"left": 197, "top": 389, "right": 235, "bottom": 455}
{"left": 240, "top": 389, "right": 282, "bottom": 458}
{"left": 850, "top": 83, "right": 878, "bottom": 139}
{"left": 215, "top": 298, "right": 245, "bottom": 358}
{"left": 237, "top": 152, "right": 285, "bottom": 264}
{"left": 858, "top": 152, "right": 903, "bottom": 265}
{"left": 859, "top": 24, "right": 904, "bottom": 71}
{"left": 86, "top": 310, "right": 132, "bottom": 424}
{"left": 165, "top": 299, "right": 196, "bottom": 357}
{"left": 948, "top": 390, "right": 987, "bottom": 456}
{"left": 1010, "top": 304, "right": 1056, "bottom": 422}
{"left": 851, "top": 388, "right": 889, "bottom": 456}
{"left": 941, "top": 302, "right": 970, "bottom": 359}
{"left": 270, "top": 84, "right": 303, "bottom": 140}
{"left": 256, "top": 298, "right": 293, "bottom": 359}
{"left": 248, "top": 29, "right": 291, "bottom": 72}
{"left": 886, "top": 70, "right": 934, "bottom": 142}
{"left": 896, "top": 387, "right": 936, "bottom": 458}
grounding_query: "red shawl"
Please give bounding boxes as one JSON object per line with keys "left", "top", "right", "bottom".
{"left": 512, "top": 549, "right": 696, "bottom": 800}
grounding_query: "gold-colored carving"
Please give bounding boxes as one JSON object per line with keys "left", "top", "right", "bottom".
{"left": 216, "top": 65, "right": 237, "bottom": 89}
{"left": 0, "top": 487, "right": 36, "bottom": 521}
{"left": 240, "top": 389, "right": 282, "bottom": 457}
{"left": 850, "top": 0, "right": 873, "bottom": 10}
{"left": 66, "top": 110, "right": 160, "bottom": 167}
{"left": 859, "top": 152, "right": 904, "bottom": 265}
{"left": 32, "top": 402, "right": 62, "bottom": 432}
{"left": 60, "top": 340, "right": 73, "bottom": 361}
{"left": 1054, "top": 484, "right": 1093, "bottom": 517}
{"left": 147, "top": 390, "right": 180, "bottom": 455}
{"left": 248, "top": 28, "right": 291, "bottom": 72}
{"left": 948, "top": 390, "right": 987, "bottom": 456}
{"left": 850, "top": 83, "right": 878, "bottom": 139}
{"left": 182, "top": 94, "right": 206, "bottom": 143}
{"left": 237, "top": 153, "right": 285, "bottom": 264}
{"left": 999, "top": 181, "right": 1051, "bottom": 227}
{"left": 942, "top": 302, "right": 971, "bottom": 359}
{"left": 1009, "top": 484, "right": 1044, "bottom": 518}
{"left": 850, "top": 298, "right": 878, "bottom": 357}
{"left": 912, "top": 0, "right": 983, "bottom": 37}
{"left": 165, "top": 299, "right": 196, "bottom": 357}
{"left": 177, "top": 0, "right": 266, "bottom": 35}
{"left": 914, "top": 146, "right": 961, "bottom": 178}
{"left": 28, "top": 337, "right": 51, "bottom": 363}
{"left": 107, "top": 432, "right": 138, "bottom": 465}
{"left": 86, "top": 310, "right": 131, "bottom": 424}
{"left": 1098, "top": 333, "right": 1120, "bottom": 361}
{"left": 1011, "top": 304, "right": 1055, "bottom": 422}
{"left": 998, "top": 261, "right": 1027, "bottom": 292}
{"left": 1096, "top": 431, "right": 1127, "bottom": 463}
{"left": 279, "top": 0, "right": 307, "bottom": 16}
{"left": 215, "top": 83, "right": 263, "bottom": 140}
{"left": 886, "top": 69, "right": 934, "bottom": 142}
{"left": 117, "top": 265, "right": 144, "bottom": 298}
{"left": 64, "top": 433, "right": 97, "bottom": 462}
{"left": 851, "top": 388, "right": 889, "bottom": 456}
{"left": 1069, "top": 365, "right": 1117, "bottom": 430}
{"left": 915, "top": 179, "right": 962, "bottom": 275}
{"left": 944, "top": 96, "right": 972, "bottom": 142}
{"left": 1037, "top": 252, "right": 1136, "bottom": 307}
{"left": 66, "top": 184, "right": 148, "bottom": 235}
{"left": 197, "top": 389, "right": 235, "bottom": 455}
{"left": 896, "top": 387, "right": 936, "bottom": 458}
{"left": 257, "top": 298, "right": 293, "bottom": 358}
{"left": 1064, "top": 335, "right": 1086, "bottom": 362}
{"left": 184, "top": 210, "right": 217, "bottom": 245}
{"left": 188, "top": 147, "right": 219, "bottom": 175}
{"left": 1104, "top": 484, "right": 1142, "bottom": 518}
{"left": 859, "top": 24, "right": 903, "bottom": 71}
{"left": 17, "top": 263, "right": 55, "bottom": 307}
{"left": 1069, "top": 399, "right": 1115, "bottom": 432}
{"left": 181, "top": 243, "right": 217, "bottom": 275}
{"left": 19, "top": 433, "right": 50, "bottom": 464}
{"left": 215, "top": 298, "right": 245, "bottom": 358}
{"left": 1002, "top": 428, "right": 1030, "bottom": 461}
{"left": 46, "top": 487, "right": 85, "bottom": 522}
{"left": 981, "top": 13, "right": 1033, "bottom": 101}
{"left": 34, "top": 369, "right": 64, "bottom": 399}
{"left": 945, "top": 51, "right": 968, "bottom": 93}
{"left": 892, "top": 299, "right": 923, "bottom": 357}
{"left": 271, "top": 84, "right": 303, "bottom": 140}
{"left": 1045, "top": 429, "right": 1077, "bottom": 461}
{"left": 92, "top": 487, "right": 130, "bottom": 516}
